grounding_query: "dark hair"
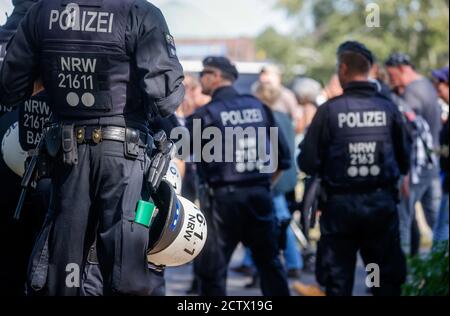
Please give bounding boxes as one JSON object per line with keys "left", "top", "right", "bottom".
{"left": 385, "top": 53, "right": 414, "bottom": 68}
{"left": 338, "top": 52, "right": 371, "bottom": 75}
{"left": 219, "top": 71, "right": 237, "bottom": 83}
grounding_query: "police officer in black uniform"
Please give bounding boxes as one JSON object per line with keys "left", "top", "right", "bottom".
{"left": 0, "top": 0, "right": 52, "bottom": 296}
{"left": 298, "top": 42, "right": 410, "bottom": 296}
{"left": 186, "top": 56, "right": 291, "bottom": 296}
{"left": 0, "top": 0, "right": 184, "bottom": 296}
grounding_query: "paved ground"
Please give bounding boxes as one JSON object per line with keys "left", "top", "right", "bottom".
{"left": 165, "top": 244, "right": 370, "bottom": 296}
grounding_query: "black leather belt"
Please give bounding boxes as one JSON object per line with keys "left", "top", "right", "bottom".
{"left": 75, "top": 126, "right": 148, "bottom": 147}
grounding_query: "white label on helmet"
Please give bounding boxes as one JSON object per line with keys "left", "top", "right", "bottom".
{"left": 148, "top": 196, "right": 207, "bottom": 267}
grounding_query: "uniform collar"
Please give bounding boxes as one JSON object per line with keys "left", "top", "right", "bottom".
{"left": 211, "top": 86, "right": 239, "bottom": 102}
{"left": 343, "top": 81, "right": 378, "bottom": 97}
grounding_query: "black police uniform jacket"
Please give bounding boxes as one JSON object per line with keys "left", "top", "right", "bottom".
{"left": 186, "top": 86, "right": 292, "bottom": 188}
{"left": 0, "top": 0, "right": 185, "bottom": 131}
{"left": 0, "top": 0, "right": 47, "bottom": 204}
{"left": 298, "top": 81, "right": 411, "bottom": 192}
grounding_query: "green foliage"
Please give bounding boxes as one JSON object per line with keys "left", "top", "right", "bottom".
{"left": 402, "top": 241, "right": 449, "bottom": 296}
{"left": 255, "top": 27, "right": 300, "bottom": 79}
{"left": 257, "top": 0, "right": 449, "bottom": 82}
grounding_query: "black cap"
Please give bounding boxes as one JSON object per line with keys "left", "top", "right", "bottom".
{"left": 203, "top": 56, "right": 239, "bottom": 81}
{"left": 337, "top": 41, "right": 374, "bottom": 66}
{"left": 385, "top": 52, "right": 413, "bottom": 67}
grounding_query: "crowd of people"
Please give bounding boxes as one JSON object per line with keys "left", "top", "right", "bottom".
{"left": 170, "top": 49, "right": 448, "bottom": 297}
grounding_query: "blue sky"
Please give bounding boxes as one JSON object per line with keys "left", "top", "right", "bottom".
{"left": 0, "top": 0, "right": 295, "bottom": 38}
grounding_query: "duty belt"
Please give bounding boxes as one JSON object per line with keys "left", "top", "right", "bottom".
{"left": 74, "top": 126, "right": 148, "bottom": 147}
{"left": 325, "top": 184, "right": 395, "bottom": 195}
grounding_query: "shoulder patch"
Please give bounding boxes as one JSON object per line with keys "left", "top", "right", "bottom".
{"left": 165, "top": 33, "right": 177, "bottom": 58}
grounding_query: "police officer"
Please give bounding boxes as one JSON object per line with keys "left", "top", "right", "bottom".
{"left": 0, "top": 0, "right": 51, "bottom": 296}
{"left": 186, "top": 56, "right": 291, "bottom": 296}
{"left": 0, "top": 0, "right": 184, "bottom": 296}
{"left": 298, "top": 42, "right": 410, "bottom": 296}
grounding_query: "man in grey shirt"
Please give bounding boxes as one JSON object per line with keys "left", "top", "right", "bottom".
{"left": 386, "top": 53, "right": 443, "bottom": 255}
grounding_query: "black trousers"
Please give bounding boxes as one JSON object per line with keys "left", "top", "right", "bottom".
{"left": 27, "top": 140, "right": 154, "bottom": 296}
{"left": 316, "top": 189, "right": 407, "bottom": 296}
{"left": 81, "top": 261, "right": 166, "bottom": 296}
{"left": 196, "top": 184, "right": 290, "bottom": 296}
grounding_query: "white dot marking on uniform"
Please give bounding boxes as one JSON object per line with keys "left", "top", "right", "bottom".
{"left": 359, "top": 166, "right": 369, "bottom": 177}
{"left": 81, "top": 93, "right": 95, "bottom": 108}
{"left": 236, "top": 163, "right": 246, "bottom": 173}
{"left": 246, "top": 162, "right": 256, "bottom": 172}
{"left": 66, "top": 92, "right": 79, "bottom": 107}
{"left": 370, "top": 165, "right": 381, "bottom": 177}
{"left": 348, "top": 166, "right": 358, "bottom": 178}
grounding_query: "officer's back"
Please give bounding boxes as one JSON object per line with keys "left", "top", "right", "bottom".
{"left": 186, "top": 56, "right": 291, "bottom": 297}
{"left": 0, "top": 0, "right": 185, "bottom": 296}
{"left": 188, "top": 57, "right": 291, "bottom": 188}
{"left": 0, "top": 0, "right": 52, "bottom": 297}
{"left": 298, "top": 42, "right": 410, "bottom": 296}
{"left": 0, "top": 0, "right": 184, "bottom": 129}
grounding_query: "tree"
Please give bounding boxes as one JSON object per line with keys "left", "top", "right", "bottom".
{"left": 256, "top": 0, "right": 449, "bottom": 82}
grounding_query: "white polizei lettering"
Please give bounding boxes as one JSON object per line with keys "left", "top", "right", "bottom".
{"left": 221, "top": 109, "right": 263, "bottom": 126}
{"left": 109, "top": 13, "right": 114, "bottom": 33}
{"left": 338, "top": 113, "right": 347, "bottom": 128}
{"left": 338, "top": 111, "right": 387, "bottom": 128}
{"left": 59, "top": 10, "right": 71, "bottom": 31}
{"left": 59, "top": 4, "right": 81, "bottom": 31}
{"left": 85, "top": 12, "right": 97, "bottom": 32}
{"left": 68, "top": 4, "right": 81, "bottom": 31}
{"left": 49, "top": 10, "right": 59, "bottom": 30}
{"left": 375, "top": 111, "right": 387, "bottom": 126}
{"left": 48, "top": 4, "right": 114, "bottom": 33}
{"left": 81, "top": 11, "right": 86, "bottom": 31}
{"left": 97, "top": 12, "right": 109, "bottom": 33}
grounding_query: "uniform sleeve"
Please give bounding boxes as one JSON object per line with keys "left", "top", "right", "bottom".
{"left": 131, "top": 2, "right": 185, "bottom": 118}
{"left": 298, "top": 103, "right": 329, "bottom": 176}
{"left": 391, "top": 104, "right": 411, "bottom": 175}
{"left": 0, "top": 3, "right": 41, "bottom": 106}
{"left": 263, "top": 105, "right": 292, "bottom": 171}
